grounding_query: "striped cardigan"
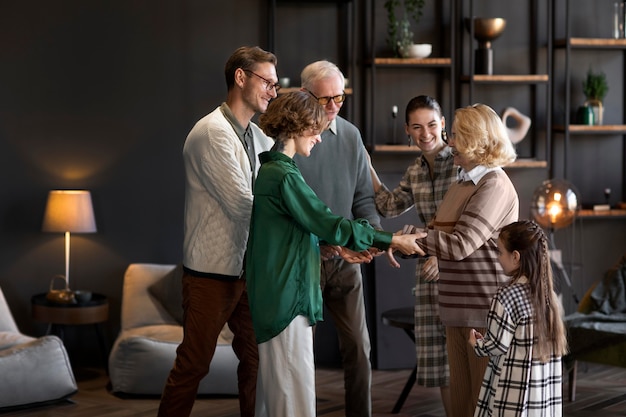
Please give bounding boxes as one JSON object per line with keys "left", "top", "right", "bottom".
{"left": 420, "top": 169, "right": 519, "bottom": 328}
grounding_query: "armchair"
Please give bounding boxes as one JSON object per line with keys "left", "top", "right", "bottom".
{"left": 108, "top": 263, "right": 239, "bottom": 396}
{"left": 0, "top": 286, "right": 77, "bottom": 410}
{"left": 564, "top": 254, "right": 626, "bottom": 401}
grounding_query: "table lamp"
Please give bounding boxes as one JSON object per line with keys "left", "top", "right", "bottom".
{"left": 42, "top": 190, "right": 97, "bottom": 291}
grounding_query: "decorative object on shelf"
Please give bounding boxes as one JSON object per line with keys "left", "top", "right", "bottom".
{"left": 42, "top": 190, "right": 97, "bottom": 294}
{"left": 593, "top": 187, "right": 613, "bottom": 211}
{"left": 575, "top": 104, "right": 594, "bottom": 125}
{"left": 605, "top": 188, "right": 612, "bottom": 206}
{"left": 582, "top": 67, "right": 608, "bottom": 125}
{"left": 279, "top": 77, "right": 290, "bottom": 88}
{"left": 384, "top": 0, "right": 426, "bottom": 58}
{"left": 465, "top": 17, "right": 506, "bottom": 75}
{"left": 406, "top": 43, "right": 432, "bottom": 58}
{"left": 614, "top": 1, "right": 625, "bottom": 39}
{"left": 389, "top": 105, "right": 399, "bottom": 145}
{"left": 501, "top": 107, "right": 531, "bottom": 145}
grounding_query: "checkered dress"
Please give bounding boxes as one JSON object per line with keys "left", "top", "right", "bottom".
{"left": 474, "top": 281, "right": 563, "bottom": 417}
{"left": 374, "top": 147, "right": 457, "bottom": 387}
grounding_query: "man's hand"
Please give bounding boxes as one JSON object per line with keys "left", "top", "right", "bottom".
{"left": 422, "top": 256, "right": 439, "bottom": 282}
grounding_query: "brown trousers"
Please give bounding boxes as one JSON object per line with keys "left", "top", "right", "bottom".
{"left": 158, "top": 273, "right": 258, "bottom": 417}
{"left": 446, "top": 326, "right": 489, "bottom": 417}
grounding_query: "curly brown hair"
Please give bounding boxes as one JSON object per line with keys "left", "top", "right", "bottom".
{"left": 258, "top": 91, "right": 328, "bottom": 143}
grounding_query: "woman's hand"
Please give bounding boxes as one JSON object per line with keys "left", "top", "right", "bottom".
{"left": 390, "top": 232, "right": 426, "bottom": 257}
{"left": 422, "top": 256, "right": 439, "bottom": 282}
{"left": 336, "top": 247, "right": 374, "bottom": 264}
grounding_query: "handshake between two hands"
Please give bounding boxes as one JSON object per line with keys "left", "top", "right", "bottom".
{"left": 321, "top": 224, "right": 427, "bottom": 270}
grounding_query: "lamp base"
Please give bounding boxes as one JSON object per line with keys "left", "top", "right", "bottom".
{"left": 475, "top": 48, "right": 493, "bottom": 75}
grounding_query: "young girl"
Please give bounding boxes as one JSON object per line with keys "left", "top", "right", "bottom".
{"left": 469, "top": 219, "right": 568, "bottom": 417}
{"left": 247, "top": 91, "right": 425, "bottom": 417}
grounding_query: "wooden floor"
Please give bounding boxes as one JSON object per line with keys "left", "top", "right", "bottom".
{"left": 2, "top": 362, "right": 625, "bottom": 416}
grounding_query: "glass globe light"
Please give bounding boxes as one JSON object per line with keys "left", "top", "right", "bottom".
{"left": 530, "top": 179, "right": 581, "bottom": 230}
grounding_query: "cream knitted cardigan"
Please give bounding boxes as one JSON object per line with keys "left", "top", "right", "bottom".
{"left": 182, "top": 106, "right": 273, "bottom": 276}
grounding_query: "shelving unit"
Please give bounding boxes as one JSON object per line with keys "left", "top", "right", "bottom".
{"left": 457, "top": 0, "right": 552, "bottom": 166}
{"left": 267, "top": 0, "right": 356, "bottom": 120}
{"left": 366, "top": 0, "right": 455, "bottom": 154}
{"left": 551, "top": 0, "right": 626, "bottom": 211}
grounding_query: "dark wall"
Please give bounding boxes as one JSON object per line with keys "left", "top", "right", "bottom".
{"left": 0, "top": 0, "right": 624, "bottom": 370}
{"left": 0, "top": 0, "right": 270, "bottom": 364}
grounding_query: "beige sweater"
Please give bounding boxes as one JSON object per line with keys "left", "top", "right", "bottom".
{"left": 420, "top": 169, "right": 519, "bottom": 328}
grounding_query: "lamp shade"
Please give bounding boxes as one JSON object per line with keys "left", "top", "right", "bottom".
{"left": 42, "top": 190, "right": 97, "bottom": 233}
{"left": 530, "top": 179, "right": 580, "bottom": 230}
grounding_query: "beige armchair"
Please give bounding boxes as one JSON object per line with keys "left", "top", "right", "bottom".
{"left": 108, "top": 263, "right": 239, "bottom": 396}
{"left": 0, "top": 286, "right": 77, "bottom": 410}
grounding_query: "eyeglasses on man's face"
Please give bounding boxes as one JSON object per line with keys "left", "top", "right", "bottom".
{"left": 307, "top": 90, "right": 346, "bottom": 106}
{"left": 244, "top": 69, "right": 281, "bottom": 92}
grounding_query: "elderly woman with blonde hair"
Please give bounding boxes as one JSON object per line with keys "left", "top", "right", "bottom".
{"left": 404, "top": 103, "right": 519, "bottom": 417}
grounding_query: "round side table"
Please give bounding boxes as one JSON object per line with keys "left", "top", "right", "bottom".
{"left": 31, "top": 292, "right": 109, "bottom": 370}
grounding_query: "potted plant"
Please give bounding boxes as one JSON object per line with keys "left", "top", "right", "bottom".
{"left": 384, "top": 0, "right": 426, "bottom": 58}
{"left": 582, "top": 68, "right": 608, "bottom": 125}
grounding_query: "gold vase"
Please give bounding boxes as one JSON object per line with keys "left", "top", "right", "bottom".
{"left": 584, "top": 98, "right": 604, "bottom": 125}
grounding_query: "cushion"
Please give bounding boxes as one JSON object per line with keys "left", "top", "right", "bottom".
{"left": 0, "top": 332, "right": 35, "bottom": 350}
{"left": 148, "top": 263, "right": 184, "bottom": 324}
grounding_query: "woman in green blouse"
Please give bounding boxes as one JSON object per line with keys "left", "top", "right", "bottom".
{"left": 247, "top": 91, "right": 424, "bottom": 417}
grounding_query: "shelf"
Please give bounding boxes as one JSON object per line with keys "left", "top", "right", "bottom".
{"left": 373, "top": 145, "right": 420, "bottom": 153}
{"left": 505, "top": 159, "right": 548, "bottom": 169}
{"left": 460, "top": 74, "right": 549, "bottom": 84}
{"left": 372, "top": 146, "right": 547, "bottom": 169}
{"left": 372, "top": 57, "right": 452, "bottom": 67}
{"left": 554, "top": 38, "right": 626, "bottom": 49}
{"left": 578, "top": 209, "right": 626, "bottom": 218}
{"left": 553, "top": 125, "right": 626, "bottom": 134}
{"left": 278, "top": 87, "right": 353, "bottom": 95}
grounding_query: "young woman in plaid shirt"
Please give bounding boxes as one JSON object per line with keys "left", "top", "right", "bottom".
{"left": 469, "top": 220, "right": 568, "bottom": 416}
{"left": 369, "top": 95, "right": 456, "bottom": 416}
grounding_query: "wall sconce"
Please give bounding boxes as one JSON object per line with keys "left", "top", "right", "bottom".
{"left": 42, "top": 190, "right": 97, "bottom": 291}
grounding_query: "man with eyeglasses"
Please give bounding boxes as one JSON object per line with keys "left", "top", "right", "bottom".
{"left": 294, "top": 60, "right": 380, "bottom": 417}
{"left": 158, "top": 46, "right": 278, "bottom": 417}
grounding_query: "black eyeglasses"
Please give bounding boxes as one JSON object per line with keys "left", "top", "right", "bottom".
{"left": 244, "top": 70, "right": 281, "bottom": 92}
{"left": 307, "top": 90, "right": 346, "bottom": 106}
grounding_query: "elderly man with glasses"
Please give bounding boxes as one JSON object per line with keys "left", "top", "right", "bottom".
{"left": 294, "top": 60, "right": 380, "bottom": 417}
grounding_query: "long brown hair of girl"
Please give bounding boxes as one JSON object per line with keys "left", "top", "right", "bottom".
{"left": 499, "top": 220, "right": 569, "bottom": 362}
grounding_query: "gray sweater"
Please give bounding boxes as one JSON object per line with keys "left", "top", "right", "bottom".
{"left": 294, "top": 116, "right": 381, "bottom": 230}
